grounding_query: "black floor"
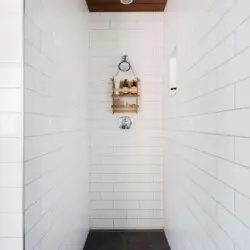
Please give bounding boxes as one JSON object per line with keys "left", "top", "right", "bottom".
{"left": 84, "top": 230, "right": 171, "bottom": 250}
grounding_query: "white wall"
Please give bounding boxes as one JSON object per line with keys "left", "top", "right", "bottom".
{"left": 163, "top": 0, "right": 250, "bottom": 249}
{"left": 0, "top": 1, "right": 24, "bottom": 250}
{"left": 89, "top": 13, "right": 165, "bottom": 229}
{"left": 24, "top": 1, "right": 89, "bottom": 249}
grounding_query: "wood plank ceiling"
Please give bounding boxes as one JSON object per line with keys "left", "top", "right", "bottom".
{"left": 86, "top": 0, "right": 168, "bottom": 12}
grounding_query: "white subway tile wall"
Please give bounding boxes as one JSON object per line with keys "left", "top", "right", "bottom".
{"left": 0, "top": 1, "right": 23, "bottom": 250}
{"left": 89, "top": 13, "right": 164, "bottom": 229}
{"left": 24, "top": 0, "right": 90, "bottom": 249}
{"left": 164, "top": 0, "right": 250, "bottom": 249}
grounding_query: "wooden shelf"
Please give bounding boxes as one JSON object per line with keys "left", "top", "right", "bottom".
{"left": 113, "top": 110, "right": 138, "bottom": 113}
{"left": 112, "top": 78, "right": 140, "bottom": 114}
{"left": 112, "top": 93, "right": 139, "bottom": 97}
{"left": 113, "top": 88, "right": 138, "bottom": 94}
{"left": 112, "top": 105, "right": 139, "bottom": 108}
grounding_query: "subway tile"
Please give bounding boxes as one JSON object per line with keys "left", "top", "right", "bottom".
{"left": 139, "top": 201, "right": 163, "bottom": 210}
{"left": 90, "top": 173, "right": 154, "bottom": 183}
{"left": 90, "top": 192, "right": 101, "bottom": 201}
{"left": 190, "top": 164, "right": 235, "bottom": 212}
{"left": 41, "top": 188, "right": 58, "bottom": 215}
{"left": 90, "top": 165, "right": 162, "bottom": 174}
{"left": 218, "top": 205, "right": 250, "bottom": 250}
{"left": 91, "top": 210, "right": 126, "bottom": 219}
{"left": 181, "top": 146, "right": 218, "bottom": 177}
{"left": 24, "top": 158, "right": 42, "bottom": 185}
{"left": 235, "top": 17, "right": 250, "bottom": 53}
{"left": 25, "top": 17, "right": 41, "bottom": 50}
{"left": 138, "top": 219, "right": 164, "bottom": 228}
{"left": 186, "top": 132, "right": 234, "bottom": 161}
{"left": 101, "top": 155, "right": 163, "bottom": 166}
{"left": 0, "top": 63, "right": 22, "bottom": 87}
{"left": 127, "top": 210, "right": 154, "bottom": 219}
{"left": 235, "top": 192, "right": 250, "bottom": 228}
{"left": 114, "top": 183, "right": 163, "bottom": 192}
{"left": 114, "top": 219, "right": 138, "bottom": 228}
{"left": 114, "top": 201, "right": 139, "bottom": 210}
{"left": 0, "top": 89, "right": 22, "bottom": 113}
{"left": 154, "top": 192, "right": 163, "bottom": 201}
{"left": 0, "top": 13, "right": 22, "bottom": 62}
{"left": 25, "top": 211, "right": 52, "bottom": 250}
{"left": 187, "top": 196, "right": 234, "bottom": 250}
{"left": 127, "top": 192, "right": 154, "bottom": 201}
{"left": 235, "top": 78, "right": 250, "bottom": 108}
{"left": 91, "top": 201, "right": 113, "bottom": 210}
{"left": 0, "top": 163, "right": 22, "bottom": 187}
{"left": 218, "top": 159, "right": 250, "bottom": 197}
{"left": 0, "top": 238, "right": 23, "bottom": 250}
{"left": 25, "top": 201, "right": 42, "bottom": 233}
{"left": 215, "top": 85, "right": 235, "bottom": 112}
{"left": 25, "top": 179, "right": 42, "bottom": 209}
{"left": 24, "top": 0, "right": 42, "bottom": 14}
{"left": 235, "top": 138, "right": 250, "bottom": 167}
{"left": 217, "top": 109, "right": 250, "bottom": 137}
{"left": 154, "top": 210, "right": 164, "bottom": 218}
{"left": 0, "top": 214, "right": 23, "bottom": 237}
{"left": 0, "top": 0, "right": 23, "bottom": 13}
{"left": 187, "top": 178, "right": 217, "bottom": 220}
{"left": 90, "top": 219, "right": 113, "bottom": 228}
{"left": 203, "top": 33, "right": 234, "bottom": 75}
{"left": 101, "top": 192, "right": 126, "bottom": 201}
{"left": 114, "top": 146, "right": 163, "bottom": 155}
{"left": 218, "top": 47, "right": 250, "bottom": 87}
{"left": 90, "top": 183, "right": 113, "bottom": 192}
{"left": 0, "top": 114, "right": 21, "bottom": 137}
{"left": 0, "top": 188, "right": 22, "bottom": 213}
{"left": 90, "top": 21, "right": 111, "bottom": 30}
{"left": 0, "top": 138, "right": 22, "bottom": 162}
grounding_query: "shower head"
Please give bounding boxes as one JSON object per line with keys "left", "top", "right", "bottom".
{"left": 120, "top": 0, "right": 133, "bottom": 4}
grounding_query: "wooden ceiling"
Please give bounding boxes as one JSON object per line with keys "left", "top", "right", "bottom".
{"left": 86, "top": 0, "right": 168, "bottom": 12}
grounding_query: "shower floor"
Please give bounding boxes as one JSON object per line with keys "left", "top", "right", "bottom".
{"left": 83, "top": 230, "right": 171, "bottom": 250}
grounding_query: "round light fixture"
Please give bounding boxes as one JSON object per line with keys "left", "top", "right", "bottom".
{"left": 120, "top": 0, "right": 133, "bottom": 4}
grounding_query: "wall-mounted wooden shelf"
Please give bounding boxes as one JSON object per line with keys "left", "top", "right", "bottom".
{"left": 112, "top": 110, "right": 138, "bottom": 113}
{"left": 112, "top": 105, "right": 139, "bottom": 108}
{"left": 112, "top": 79, "right": 140, "bottom": 114}
{"left": 113, "top": 88, "right": 138, "bottom": 94}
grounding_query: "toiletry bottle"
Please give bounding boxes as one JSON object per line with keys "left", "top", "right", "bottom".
{"left": 114, "top": 77, "right": 120, "bottom": 94}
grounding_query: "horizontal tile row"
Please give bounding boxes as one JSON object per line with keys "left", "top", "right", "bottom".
{"left": 90, "top": 218, "right": 164, "bottom": 229}
{"left": 91, "top": 209, "right": 163, "bottom": 219}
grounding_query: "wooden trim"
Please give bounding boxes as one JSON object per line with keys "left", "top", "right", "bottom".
{"left": 88, "top": 0, "right": 166, "bottom": 3}
{"left": 88, "top": 3, "right": 166, "bottom": 12}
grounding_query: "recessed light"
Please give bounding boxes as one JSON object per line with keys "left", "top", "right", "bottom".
{"left": 120, "top": 0, "right": 133, "bottom": 4}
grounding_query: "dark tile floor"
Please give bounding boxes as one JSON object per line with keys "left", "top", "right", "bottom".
{"left": 84, "top": 230, "right": 171, "bottom": 250}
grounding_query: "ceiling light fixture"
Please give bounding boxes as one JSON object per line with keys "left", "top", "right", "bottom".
{"left": 120, "top": 0, "right": 133, "bottom": 4}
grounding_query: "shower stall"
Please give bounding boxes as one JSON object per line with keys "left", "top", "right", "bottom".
{"left": 1, "top": 0, "right": 250, "bottom": 249}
